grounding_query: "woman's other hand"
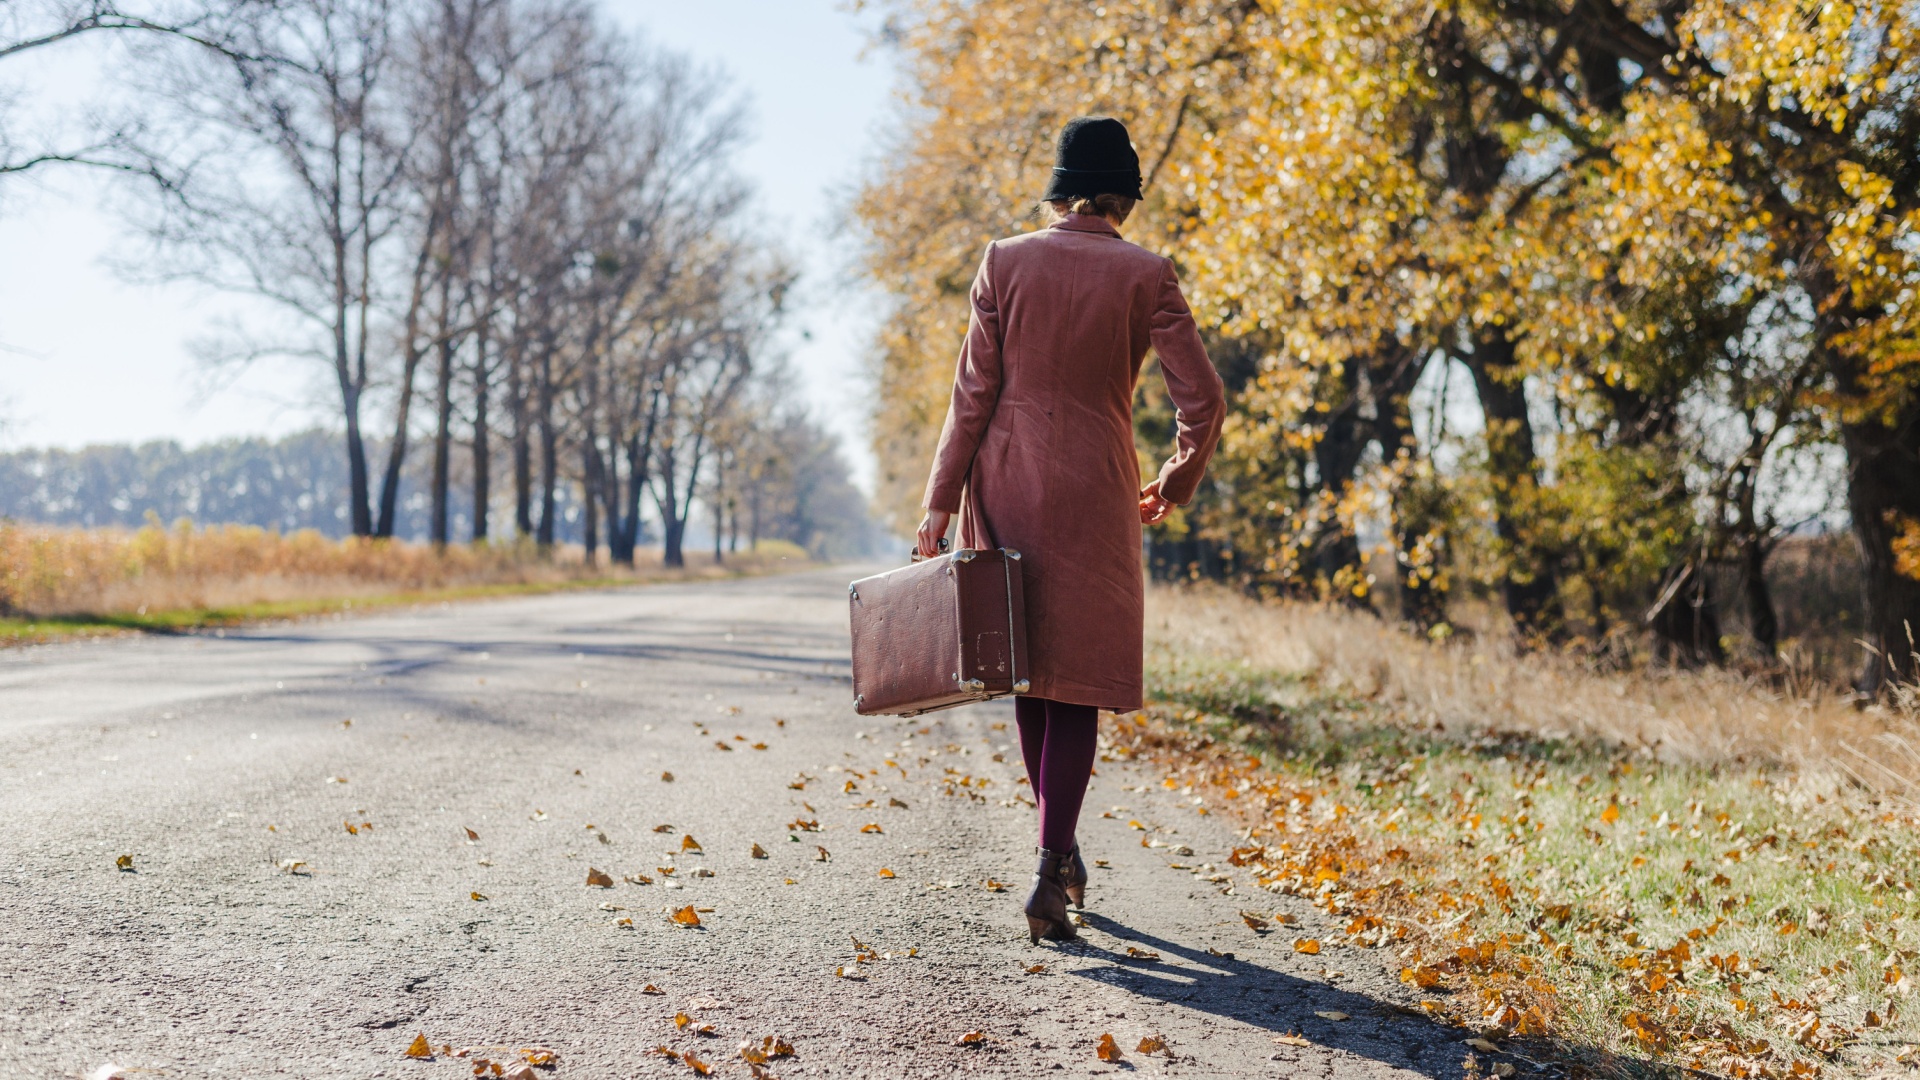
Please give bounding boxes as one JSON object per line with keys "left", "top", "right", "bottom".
{"left": 916, "top": 510, "right": 952, "bottom": 558}
{"left": 1139, "top": 479, "right": 1173, "bottom": 525}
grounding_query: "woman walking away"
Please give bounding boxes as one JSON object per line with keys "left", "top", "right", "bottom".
{"left": 914, "top": 116, "right": 1226, "bottom": 944}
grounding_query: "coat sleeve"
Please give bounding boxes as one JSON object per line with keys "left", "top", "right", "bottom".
{"left": 1148, "top": 258, "right": 1226, "bottom": 505}
{"left": 922, "top": 243, "right": 1004, "bottom": 514}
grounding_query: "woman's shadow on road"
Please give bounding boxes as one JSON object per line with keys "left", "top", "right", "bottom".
{"left": 1055, "top": 911, "right": 1493, "bottom": 1079}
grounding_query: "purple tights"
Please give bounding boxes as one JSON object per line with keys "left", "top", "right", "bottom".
{"left": 1013, "top": 696, "right": 1099, "bottom": 853}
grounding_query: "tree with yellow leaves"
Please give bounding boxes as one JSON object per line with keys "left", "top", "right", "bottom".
{"left": 856, "top": 0, "right": 1920, "bottom": 689}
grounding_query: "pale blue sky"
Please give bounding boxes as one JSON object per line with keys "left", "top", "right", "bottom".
{"left": 0, "top": 0, "right": 895, "bottom": 486}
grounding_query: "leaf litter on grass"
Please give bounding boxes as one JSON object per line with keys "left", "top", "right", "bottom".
{"left": 1125, "top": 646, "right": 1920, "bottom": 1078}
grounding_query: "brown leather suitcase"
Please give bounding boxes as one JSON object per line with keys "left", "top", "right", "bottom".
{"left": 848, "top": 547, "right": 1029, "bottom": 716}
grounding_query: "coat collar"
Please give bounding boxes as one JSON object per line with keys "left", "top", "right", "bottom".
{"left": 1048, "top": 213, "right": 1121, "bottom": 238}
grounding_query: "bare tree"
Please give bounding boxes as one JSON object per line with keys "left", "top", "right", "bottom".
{"left": 137, "top": 0, "right": 409, "bottom": 536}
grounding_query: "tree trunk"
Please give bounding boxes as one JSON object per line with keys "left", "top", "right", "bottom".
{"left": 535, "top": 347, "right": 557, "bottom": 549}
{"left": 509, "top": 340, "right": 533, "bottom": 538}
{"left": 1305, "top": 358, "right": 1367, "bottom": 597}
{"left": 1464, "top": 330, "right": 1563, "bottom": 640}
{"left": 1742, "top": 538, "right": 1779, "bottom": 658}
{"left": 430, "top": 317, "right": 456, "bottom": 548}
{"left": 581, "top": 439, "right": 600, "bottom": 567}
{"left": 373, "top": 352, "right": 418, "bottom": 539}
{"left": 1842, "top": 397, "right": 1920, "bottom": 690}
{"left": 343, "top": 393, "right": 373, "bottom": 538}
{"left": 1648, "top": 561, "right": 1726, "bottom": 668}
{"left": 470, "top": 365, "right": 487, "bottom": 541}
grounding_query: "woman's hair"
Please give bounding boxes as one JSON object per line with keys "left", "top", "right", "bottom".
{"left": 1045, "top": 193, "right": 1137, "bottom": 224}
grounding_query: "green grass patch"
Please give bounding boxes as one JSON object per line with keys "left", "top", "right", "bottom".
{"left": 1146, "top": 650, "right": 1920, "bottom": 1077}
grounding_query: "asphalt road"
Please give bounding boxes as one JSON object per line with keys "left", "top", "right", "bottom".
{"left": 0, "top": 566, "right": 1473, "bottom": 1079}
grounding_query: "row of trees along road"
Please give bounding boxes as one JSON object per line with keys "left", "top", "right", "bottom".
{"left": 2, "top": 0, "right": 850, "bottom": 565}
{"left": 857, "top": 0, "right": 1920, "bottom": 691}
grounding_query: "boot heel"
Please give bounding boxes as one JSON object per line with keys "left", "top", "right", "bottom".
{"left": 1065, "top": 884, "right": 1085, "bottom": 909}
{"left": 1026, "top": 915, "right": 1052, "bottom": 944}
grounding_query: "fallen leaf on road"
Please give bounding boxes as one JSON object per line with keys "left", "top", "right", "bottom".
{"left": 1293, "top": 938, "right": 1322, "bottom": 955}
{"left": 1025, "top": 963, "right": 1046, "bottom": 974}
{"left": 681, "top": 1051, "right": 712, "bottom": 1075}
{"left": 115, "top": 855, "right": 133, "bottom": 871}
{"left": 1137, "top": 1035, "right": 1169, "bottom": 1055}
{"left": 653, "top": 824, "right": 674, "bottom": 833}
{"left": 642, "top": 984, "right": 664, "bottom": 994}
{"left": 681, "top": 834, "right": 703, "bottom": 853}
{"left": 691, "top": 867, "right": 714, "bottom": 878}
{"left": 984, "top": 878, "right": 1007, "bottom": 892}
{"left": 624, "top": 872, "right": 653, "bottom": 885}
{"left": 464, "top": 828, "right": 479, "bottom": 842}
{"left": 1243, "top": 913, "right": 1269, "bottom": 931}
{"left": 1095, "top": 1033, "right": 1123, "bottom": 1061}
{"left": 405, "top": 1033, "right": 433, "bottom": 1059}
{"left": 344, "top": 821, "right": 359, "bottom": 835}
{"left": 1465, "top": 1037, "right": 1501, "bottom": 1053}
{"left": 470, "top": 892, "right": 486, "bottom": 901}
{"left": 674, "top": 1011, "right": 716, "bottom": 1035}
{"left": 1128, "top": 820, "right": 1147, "bottom": 830}
{"left": 787, "top": 818, "right": 820, "bottom": 832}
{"left": 599, "top": 902, "right": 624, "bottom": 911}
{"left": 1126, "top": 947, "right": 1161, "bottom": 961}
{"left": 530, "top": 809, "right": 546, "bottom": 821}
{"left": 586, "top": 867, "right": 614, "bottom": 888}
{"left": 326, "top": 776, "right": 347, "bottom": 784}
{"left": 671, "top": 905, "right": 701, "bottom": 927}
{"left": 877, "top": 868, "right": 896, "bottom": 878}
{"left": 1274, "top": 1033, "right": 1311, "bottom": 1047}
{"left": 714, "top": 741, "right": 733, "bottom": 752}
{"left": 661, "top": 772, "right": 674, "bottom": 782}
{"left": 814, "top": 846, "right": 830, "bottom": 862}
{"left": 751, "top": 742, "right": 767, "bottom": 750}
{"left": 750, "top": 843, "right": 768, "bottom": 859}
{"left": 889, "top": 797, "right": 909, "bottom": 808}
{"left": 500, "top": 1063, "right": 535, "bottom": 1080}
{"left": 87, "top": 1065, "right": 127, "bottom": 1080}
{"left": 860, "top": 823, "right": 883, "bottom": 834}
{"left": 277, "top": 858, "right": 309, "bottom": 875}
{"left": 616, "top": 917, "right": 632, "bottom": 927}
{"left": 1316, "top": 1011, "right": 1349, "bottom": 1022}
{"left": 686, "top": 995, "right": 726, "bottom": 1011}
{"left": 788, "top": 781, "right": 806, "bottom": 790}
{"left": 956, "top": 1030, "right": 986, "bottom": 1046}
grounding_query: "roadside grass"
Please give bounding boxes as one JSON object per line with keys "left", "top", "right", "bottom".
{"left": 0, "top": 520, "right": 812, "bottom": 645}
{"left": 1133, "top": 587, "right": 1920, "bottom": 1078}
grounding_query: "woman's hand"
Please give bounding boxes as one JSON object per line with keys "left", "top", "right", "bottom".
{"left": 916, "top": 510, "right": 952, "bottom": 558}
{"left": 1139, "top": 479, "right": 1174, "bottom": 526}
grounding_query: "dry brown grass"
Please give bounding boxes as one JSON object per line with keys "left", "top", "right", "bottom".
{"left": 1146, "top": 583, "right": 1920, "bottom": 797}
{"left": 0, "top": 520, "right": 803, "bottom": 621}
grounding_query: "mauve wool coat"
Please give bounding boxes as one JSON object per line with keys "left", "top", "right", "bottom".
{"left": 922, "top": 213, "right": 1227, "bottom": 712}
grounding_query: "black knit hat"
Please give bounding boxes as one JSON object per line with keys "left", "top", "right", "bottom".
{"left": 1041, "top": 116, "right": 1143, "bottom": 202}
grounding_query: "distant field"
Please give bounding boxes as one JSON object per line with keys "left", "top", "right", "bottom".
{"left": 0, "top": 521, "right": 809, "bottom": 644}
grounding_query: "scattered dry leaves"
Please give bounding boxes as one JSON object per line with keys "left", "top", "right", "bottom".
{"left": 1095, "top": 1032, "right": 1123, "bottom": 1062}
{"left": 671, "top": 905, "right": 701, "bottom": 927}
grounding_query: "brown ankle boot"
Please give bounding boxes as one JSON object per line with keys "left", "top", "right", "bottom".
{"left": 1025, "top": 846, "right": 1078, "bottom": 943}
{"left": 1062, "top": 843, "right": 1089, "bottom": 909}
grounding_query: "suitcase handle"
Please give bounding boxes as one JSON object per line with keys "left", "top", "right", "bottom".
{"left": 908, "top": 536, "right": 950, "bottom": 564}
